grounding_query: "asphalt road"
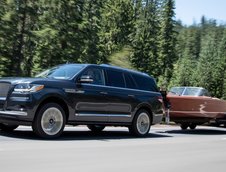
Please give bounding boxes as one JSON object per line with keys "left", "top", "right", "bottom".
{"left": 0, "top": 125, "right": 226, "bottom": 172}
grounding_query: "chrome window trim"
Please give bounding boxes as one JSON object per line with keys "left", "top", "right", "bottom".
{"left": 81, "top": 83, "right": 158, "bottom": 94}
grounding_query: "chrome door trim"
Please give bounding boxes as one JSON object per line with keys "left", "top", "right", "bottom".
{"left": 0, "top": 110, "right": 28, "bottom": 116}
{"left": 0, "top": 97, "right": 6, "bottom": 101}
{"left": 75, "top": 113, "right": 131, "bottom": 118}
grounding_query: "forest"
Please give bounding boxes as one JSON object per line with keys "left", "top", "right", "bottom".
{"left": 0, "top": 0, "right": 225, "bottom": 99}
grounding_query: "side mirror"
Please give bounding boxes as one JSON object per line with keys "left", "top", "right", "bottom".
{"left": 79, "top": 75, "right": 93, "bottom": 83}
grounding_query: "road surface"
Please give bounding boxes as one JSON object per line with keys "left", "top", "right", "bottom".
{"left": 0, "top": 125, "right": 226, "bottom": 172}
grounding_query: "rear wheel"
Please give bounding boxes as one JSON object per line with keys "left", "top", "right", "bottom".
{"left": 32, "top": 103, "right": 66, "bottom": 139}
{"left": 87, "top": 125, "right": 105, "bottom": 132}
{"left": 189, "top": 123, "right": 197, "bottom": 130}
{"left": 0, "top": 123, "right": 18, "bottom": 131}
{"left": 180, "top": 123, "right": 189, "bottom": 130}
{"left": 129, "top": 109, "right": 151, "bottom": 137}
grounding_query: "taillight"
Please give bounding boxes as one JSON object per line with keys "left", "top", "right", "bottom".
{"left": 158, "top": 96, "right": 163, "bottom": 103}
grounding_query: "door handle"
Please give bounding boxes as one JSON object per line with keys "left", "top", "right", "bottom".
{"left": 100, "top": 91, "right": 108, "bottom": 95}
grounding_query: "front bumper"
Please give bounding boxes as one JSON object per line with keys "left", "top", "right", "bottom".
{"left": 0, "top": 110, "right": 31, "bottom": 125}
{"left": 0, "top": 110, "right": 27, "bottom": 116}
{"left": 0, "top": 94, "right": 37, "bottom": 126}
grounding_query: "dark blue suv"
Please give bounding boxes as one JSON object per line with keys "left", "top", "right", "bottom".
{"left": 0, "top": 64, "right": 163, "bottom": 138}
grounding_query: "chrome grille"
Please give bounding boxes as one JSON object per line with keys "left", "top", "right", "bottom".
{"left": 0, "top": 83, "right": 11, "bottom": 97}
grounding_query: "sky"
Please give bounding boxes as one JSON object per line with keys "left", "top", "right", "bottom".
{"left": 175, "top": 0, "right": 226, "bottom": 25}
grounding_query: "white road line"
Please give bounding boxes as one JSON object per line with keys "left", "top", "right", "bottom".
{"left": 221, "top": 138, "right": 226, "bottom": 140}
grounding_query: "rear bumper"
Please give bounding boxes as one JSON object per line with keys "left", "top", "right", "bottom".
{"left": 152, "top": 113, "right": 163, "bottom": 124}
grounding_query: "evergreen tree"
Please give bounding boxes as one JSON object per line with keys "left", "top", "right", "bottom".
{"left": 193, "top": 29, "right": 220, "bottom": 95}
{"left": 80, "top": 0, "right": 103, "bottom": 63}
{"left": 169, "top": 26, "right": 201, "bottom": 87}
{"left": 0, "top": 0, "right": 39, "bottom": 76}
{"left": 130, "top": 0, "right": 160, "bottom": 77}
{"left": 100, "top": 0, "right": 134, "bottom": 61}
{"left": 33, "top": 0, "right": 85, "bottom": 73}
{"left": 158, "top": 0, "right": 177, "bottom": 86}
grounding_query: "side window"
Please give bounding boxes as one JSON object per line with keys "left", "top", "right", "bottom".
{"left": 124, "top": 73, "right": 137, "bottom": 89}
{"left": 132, "top": 74, "right": 158, "bottom": 92}
{"left": 106, "top": 69, "right": 125, "bottom": 88}
{"left": 81, "top": 68, "right": 105, "bottom": 85}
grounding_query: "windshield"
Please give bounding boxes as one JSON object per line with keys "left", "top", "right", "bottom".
{"left": 170, "top": 87, "right": 185, "bottom": 95}
{"left": 35, "top": 65, "right": 85, "bottom": 79}
{"left": 170, "top": 87, "right": 203, "bottom": 96}
{"left": 182, "top": 87, "right": 202, "bottom": 96}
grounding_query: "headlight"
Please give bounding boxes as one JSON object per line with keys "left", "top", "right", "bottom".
{"left": 14, "top": 84, "right": 44, "bottom": 93}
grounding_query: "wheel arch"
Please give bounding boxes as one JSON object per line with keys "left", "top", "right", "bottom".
{"left": 133, "top": 103, "right": 153, "bottom": 124}
{"left": 35, "top": 96, "right": 69, "bottom": 122}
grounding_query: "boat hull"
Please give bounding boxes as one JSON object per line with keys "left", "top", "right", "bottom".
{"left": 167, "top": 95, "right": 226, "bottom": 123}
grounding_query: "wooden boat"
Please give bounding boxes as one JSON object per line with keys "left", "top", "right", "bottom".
{"left": 167, "top": 87, "right": 226, "bottom": 129}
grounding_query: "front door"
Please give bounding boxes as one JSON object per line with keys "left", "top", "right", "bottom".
{"left": 74, "top": 67, "right": 109, "bottom": 122}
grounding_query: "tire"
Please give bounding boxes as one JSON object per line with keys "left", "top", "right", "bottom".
{"left": 189, "top": 123, "right": 197, "bottom": 130}
{"left": 0, "top": 123, "right": 18, "bottom": 131}
{"left": 32, "top": 103, "right": 66, "bottom": 139}
{"left": 129, "top": 109, "right": 151, "bottom": 137}
{"left": 87, "top": 125, "right": 105, "bottom": 132}
{"left": 180, "top": 123, "right": 189, "bottom": 130}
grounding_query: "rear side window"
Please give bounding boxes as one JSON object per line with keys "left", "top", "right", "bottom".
{"left": 124, "top": 73, "right": 137, "bottom": 89}
{"left": 106, "top": 69, "right": 125, "bottom": 88}
{"left": 132, "top": 74, "right": 158, "bottom": 92}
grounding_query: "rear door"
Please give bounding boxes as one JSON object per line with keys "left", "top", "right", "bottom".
{"left": 104, "top": 69, "right": 138, "bottom": 123}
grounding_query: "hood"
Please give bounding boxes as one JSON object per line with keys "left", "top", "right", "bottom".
{"left": 0, "top": 77, "right": 59, "bottom": 85}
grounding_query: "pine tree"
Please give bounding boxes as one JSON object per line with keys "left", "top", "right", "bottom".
{"left": 100, "top": 0, "right": 134, "bottom": 62}
{"left": 194, "top": 29, "right": 220, "bottom": 96}
{"left": 0, "top": 0, "right": 39, "bottom": 76}
{"left": 169, "top": 25, "right": 201, "bottom": 87}
{"left": 130, "top": 0, "right": 161, "bottom": 77}
{"left": 158, "top": 0, "right": 177, "bottom": 86}
{"left": 80, "top": 0, "right": 103, "bottom": 64}
{"left": 33, "top": 0, "right": 86, "bottom": 73}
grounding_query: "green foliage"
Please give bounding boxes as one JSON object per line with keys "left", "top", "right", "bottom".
{"left": 130, "top": 0, "right": 161, "bottom": 78}
{"left": 0, "top": 0, "right": 225, "bottom": 99}
{"left": 158, "top": 0, "right": 177, "bottom": 85}
{"left": 109, "top": 46, "right": 133, "bottom": 69}
{"left": 169, "top": 19, "right": 226, "bottom": 99}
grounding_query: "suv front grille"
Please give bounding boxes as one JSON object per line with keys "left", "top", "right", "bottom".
{"left": 0, "top": 83, "right": 11, "bottom": 98}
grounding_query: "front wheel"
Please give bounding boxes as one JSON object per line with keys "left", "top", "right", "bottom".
{"left": 0, "top": 123, "right": 18, "bottom": 131}
{"left": 87, "top": 125, "right": 105, "bottom": 132}
{"left": 32, "top": 103, "right": 66, "bottom": 139}
{"left": 129, "top": 109, "right": 151, "bottom": 137}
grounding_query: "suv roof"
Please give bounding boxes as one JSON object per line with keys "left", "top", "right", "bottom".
{"left": 60, "top": 63, "right": 151, "bottom": 78}
{"left": 100, "top": 64, "right": 149, "bottom": 77}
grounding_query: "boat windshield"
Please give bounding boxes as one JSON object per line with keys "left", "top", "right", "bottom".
{"left": 35, "top": 64, "right": 85, "bottom": 80}
{"left": 170, "top": 87, "right": 205, "bottom": 96}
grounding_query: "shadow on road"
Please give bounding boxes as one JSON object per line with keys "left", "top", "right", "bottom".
{"left": 0, "top": 129, "right": 171, "bottom": 141}
{"left": 163, "top": 128, "right": 226, "bottom": 135}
